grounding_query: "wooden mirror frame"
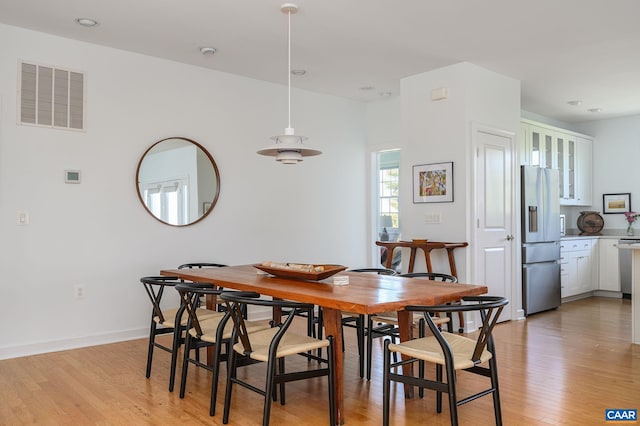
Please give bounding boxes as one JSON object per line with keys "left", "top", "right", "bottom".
{"left": 136, "top": 137, "right": 220, "bottom": 226}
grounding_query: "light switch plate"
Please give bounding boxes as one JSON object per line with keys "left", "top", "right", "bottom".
{"left": 17, "top": 210, "right": 29, "bottom": 225}
{"left": 424, "top": 212, "right": 441, "bottom": 224}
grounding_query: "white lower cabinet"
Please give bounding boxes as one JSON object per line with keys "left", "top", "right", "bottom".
{"left": 560, "top": 238, "right": 597, "bottom": 298}
{"left": 598, "top": 238, "right": 621, "bottom": 292}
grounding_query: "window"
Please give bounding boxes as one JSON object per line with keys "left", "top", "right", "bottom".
{"left": 141, "top": 178, "right": 189, "bottom": 225}
{"left": 377, "top": 150, "right": 400, "bottom": 241}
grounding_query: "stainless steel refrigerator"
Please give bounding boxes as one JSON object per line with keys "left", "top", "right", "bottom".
{"left": 521, "top": 165, "right": 561, "bottom": 315}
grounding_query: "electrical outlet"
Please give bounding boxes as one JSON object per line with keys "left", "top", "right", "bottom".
{"left": 74, "top": 284, "right": 85, "bottom": 299}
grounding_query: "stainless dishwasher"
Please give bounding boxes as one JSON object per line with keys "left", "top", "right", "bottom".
{"left": 619, "top": 238, "right": 640, "bottom": 298}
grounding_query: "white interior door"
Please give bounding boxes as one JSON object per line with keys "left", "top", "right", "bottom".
{"left": 472, "top": 123, "right": 516, "bottom": 322}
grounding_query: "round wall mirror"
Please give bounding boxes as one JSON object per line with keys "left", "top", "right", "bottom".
{"left": 136, "top": 137, "right": 220, "bottom": 226}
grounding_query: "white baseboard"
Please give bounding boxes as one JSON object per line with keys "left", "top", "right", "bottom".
{"left": 0, "top": 327, "right": 148, "bottom": 361}
{"left": 593, "top": 290, "right": 623, "bottom": 299}
{"left": 0, "top": 302, "right": 277, "bottom": 361}
{"left": 562, "top": 291, "right": 594, "bottom": 303}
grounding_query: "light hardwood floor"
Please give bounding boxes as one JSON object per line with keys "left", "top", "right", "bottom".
{"left": 1, "top": 297, "right": 638, "bottom": 425}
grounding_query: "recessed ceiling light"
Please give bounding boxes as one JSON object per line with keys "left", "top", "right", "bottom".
{"left": 567, "top": 100, "right": 582, "bottom": 106}
{"left": 291, "top": 69, "right": 306, "bottom": 76}
{"left": 75, "top": 18, "right": 98, "bottom": 27}
{"left": 359, "top": 85, "right": 375, "bottom": 91}
{"left": 588, "top": 108, "right": 602, "bottom": 113}
{"left": 199, "top": 47, "right": 217, "bottom": 55}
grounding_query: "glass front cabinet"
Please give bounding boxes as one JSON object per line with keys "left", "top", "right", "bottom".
{"left": 520, "top": 119, "right": 592, "bottom": 206}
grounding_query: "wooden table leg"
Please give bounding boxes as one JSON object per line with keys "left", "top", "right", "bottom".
{"left": 422, "top": 248, "right": 435, "bottom": 273}
{"left": 383, "top": 247, "right": 395, "bottom": 270}
{"left": 321, "top": 307, "right": 345, "bottom": 425}
{"left": 446, "top": 247, "right": 465, "bottom": 332}
{"left": 446, "top": 247, "right": 458, "bottom": 277}
{"left": 407, "top": 248, "right": 417, "bottom": 273}
{"left": 396, "top": 310, "right": 415, "bottom": 399}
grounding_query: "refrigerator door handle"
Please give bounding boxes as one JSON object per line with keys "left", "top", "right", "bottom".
{"left": 528, "top": 206, "right": 538, "bottom": 233}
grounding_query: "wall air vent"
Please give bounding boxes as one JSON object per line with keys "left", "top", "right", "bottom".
{"left": 19, "top": 61, "right": 85, "bottom": 131}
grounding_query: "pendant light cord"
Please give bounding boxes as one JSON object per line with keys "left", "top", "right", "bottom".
{"left": 287, "top": 8, "right": 292, "bottom": 129}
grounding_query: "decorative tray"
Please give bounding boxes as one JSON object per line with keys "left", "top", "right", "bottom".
{"left": 254, "top": 263, "right": 347, "bottom": 281}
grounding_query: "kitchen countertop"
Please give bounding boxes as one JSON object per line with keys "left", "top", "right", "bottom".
{"left": 562, "top": 230, "right": 640, "bottom": 239}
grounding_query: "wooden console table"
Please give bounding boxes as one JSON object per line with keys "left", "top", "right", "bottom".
{"left": 376, "top": 240, "right": 470, "bottom": 332}
{"left": 376, "top": 240, "right": 468, "bottom": 276}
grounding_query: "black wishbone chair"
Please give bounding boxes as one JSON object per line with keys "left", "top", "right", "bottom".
{"left": 177, "top": 262, "right": 228, "bottom": 269}
{"left": 174, "top": 283, "right": 271, "bottom": 416}
{"left": 220, "top": 292, "right": 336, "bottom": 426}
{"left": 383, "top": 296, "right": 509, "bottom": 426}
{"left": 367, "top": 272, "right": 458, "bottom": 381}
{"left": 140, "top": 276, "right": 220, "bottom": 392}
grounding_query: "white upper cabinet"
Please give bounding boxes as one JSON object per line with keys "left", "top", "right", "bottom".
{"left": 528, "top": 125, "right": 556, "bottom": 168}
{"left": 520, "top": 119, "right": 593, "bottom": 206}
{"left": 574, "top": 136, "right": 593, "bottom": 206}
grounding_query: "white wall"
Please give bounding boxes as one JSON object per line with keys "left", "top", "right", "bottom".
{"left": 365, "top": 97, "right": 401, "bottom": 153}
{"left": 400, "top": 63, "right": 520, "bottom": 281}
{"left": 574, "top": 115, "right": 640, "bottom": 232}
{"left": 523, "top": 112, "right": 640, "bottom": 233}
{"left": 0, "top": 24, "right": 368, "bottom": 359}
{"left": 364, "top": 97, "right": 402, "bottom": 262}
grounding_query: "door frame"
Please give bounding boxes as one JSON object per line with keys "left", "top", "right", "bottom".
{"left": 470, "top": 122, "right": 522, "bottom": 323}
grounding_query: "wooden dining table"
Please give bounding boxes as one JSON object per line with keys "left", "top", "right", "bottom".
{"left": 161, "top": 264, "right": 487, "bottom": 425}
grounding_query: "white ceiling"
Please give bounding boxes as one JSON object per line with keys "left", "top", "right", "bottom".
{"left": 2, "top": 0, "right": 640, "bottom": 123}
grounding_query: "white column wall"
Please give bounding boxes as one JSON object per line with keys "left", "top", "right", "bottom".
{"left": 400, "top": 62, "right": 520, "bottom": 281}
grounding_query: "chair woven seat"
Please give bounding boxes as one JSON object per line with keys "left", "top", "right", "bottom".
{"left": 154, "top": 307, "right": 222, "bottom": 328}
{"left": 191, "top": 316, "right": 270, "bottom": 343}
{"left": 370, "top": 311, "right": 450, "bottom": 326}
{"left": 233, "top": 327, "right": 331, "bottom": 362}
{"left": 389, "top": 331, "right": 493, "bottom": 370}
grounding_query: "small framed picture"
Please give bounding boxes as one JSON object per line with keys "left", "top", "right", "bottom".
{"left": 413, "top": 162, "right": 454, "bottom": 203}
{"left": 603, "top": 193, "right": 631, "bottom": 214}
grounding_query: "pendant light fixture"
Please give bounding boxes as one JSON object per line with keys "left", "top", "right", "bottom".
{"left": 257, "top": 3, "right": 321, "bottom": 164}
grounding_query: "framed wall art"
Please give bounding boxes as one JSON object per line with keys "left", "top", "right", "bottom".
{"left": 603, "top": 193, "right": 631, "bottom": 214}
{"left": 413, "top": 161, "right": 453, "bottom": 203}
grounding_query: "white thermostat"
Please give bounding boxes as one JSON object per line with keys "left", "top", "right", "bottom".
{"left": 65, "top": 169, "right": 81, "bottom": 184}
